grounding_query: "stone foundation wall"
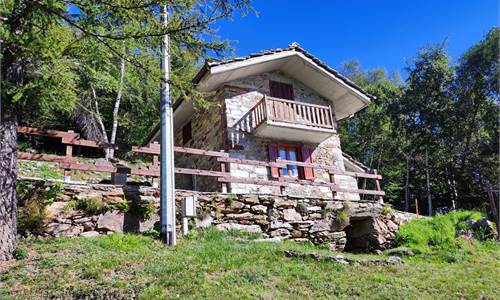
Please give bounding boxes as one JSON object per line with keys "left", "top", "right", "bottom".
{"left": 21, "top": 179, "right": 416, "bottom": 251}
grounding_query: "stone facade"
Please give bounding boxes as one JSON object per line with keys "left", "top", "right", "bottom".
{"left": 22, "top": 179, "right": 417, "bottom": 251}
{"left": 167, "top": 70, "right": 361, "bottom": 199}
{"left": 173, "top": 99, "right": 223, "bottom": 191}
{"left": 222, "top": 71, "right": 359, "bottom": 199}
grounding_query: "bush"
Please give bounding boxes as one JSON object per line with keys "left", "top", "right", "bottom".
{"left": 13, "top": 247, "right": 28, "bottom": 260}
{"left": 17, "top": 181, "right": 64, "bottom": 235}
{"left": 76, "top": 197, "right": 107, "bottom": 215}
{"left": 395, "top": 210, "right": 486, "bottom": 256}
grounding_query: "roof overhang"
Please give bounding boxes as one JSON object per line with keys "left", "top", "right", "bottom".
{"left": 146, "top": 45, "right": 373, "bottom": 145}
{"left": 195, "top": 48, "right": 372, "bottom": 121}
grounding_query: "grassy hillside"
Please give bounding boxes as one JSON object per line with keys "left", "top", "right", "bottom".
{"left": 1, "top": 229, "right": 499, "bottom": 300}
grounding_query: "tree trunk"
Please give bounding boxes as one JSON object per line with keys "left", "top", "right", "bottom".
{"left": 405, "top": 156, "right": 410, "bottom": 212}
{"left": 91, "top": 85, "right": 110, "bottom": 158}
{"left": 0, "top": 102, "right": 18, "bottom": 261}
{"left": 108, "top": 57, "right": 126, "bottom": 159}
{"left": 425, "top": 150, "right": 432, "bottom": 216}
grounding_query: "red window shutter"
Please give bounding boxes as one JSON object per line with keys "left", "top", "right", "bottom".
{"left": 301, "top": 147, "right": 315, "bottom": 180}
{"left": 268, "top": 144, "right": 280, "bottom": 178}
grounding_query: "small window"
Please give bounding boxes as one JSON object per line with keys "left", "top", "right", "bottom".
{"left": 269, "top": 81, "right": 294, "bottom": 100}
{"left": 278, "top": 146, "right": 299, "bottom": 177}
{"left": 269, "top": 144, "right": 315, "bottom": 180}
{"left": 182, "top": 121, "right": 192, "bottom": 144}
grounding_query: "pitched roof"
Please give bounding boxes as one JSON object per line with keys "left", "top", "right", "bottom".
{"left": 193, "top": 42, "right": 374, "bottom": 101}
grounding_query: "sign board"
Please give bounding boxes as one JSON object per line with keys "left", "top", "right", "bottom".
{"left": 182, "top": 195, "right": 197, "bottom": 217}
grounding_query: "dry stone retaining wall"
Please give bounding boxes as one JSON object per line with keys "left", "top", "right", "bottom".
{"left": 21, "top": 179, "right": 417, "bottom": 251}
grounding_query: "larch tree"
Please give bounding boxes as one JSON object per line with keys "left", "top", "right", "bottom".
{"left": 0, "top": 0, "right": 251, "bottom": 261}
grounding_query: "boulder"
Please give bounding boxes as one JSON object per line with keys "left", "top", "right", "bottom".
{"left": 80, "top": 231, "right": 100, "bottom": 237}
{"left": 215, "top": 223, "right": 262, "bottom": 233}
{"left": 97, "top": 211, "right": 124, "bottom": 232}
{"left": 283, "top": 209, "right": 302, "bottom": 222}
{"left": 270, "top": 221, "right": 293, "bottom": 230}
{"left": 251, "top": 205, "right": 268, "bottom": 214}
{"left": 196, "top": 214, "right": 214, "bottom": 228}
{"left": 310, "top": 219, "right": 331, "bottom": 233}
{"left": 45, "top": 223, "right": 83, "bottom": 237}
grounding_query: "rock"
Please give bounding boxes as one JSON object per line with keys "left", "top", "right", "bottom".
{"left": 73, "top": 217, "right": 92, "bottom": 224}
{"left": 45, "top": 223, "right": 83, "bottom": 237}
{"left": 331, "top": 231, "right": 346, "bottom": 239}
{"left": 230, "top": 201, "right": 245, "bottom": 210}
{"left": 243, "top": 195, "right": 259, "bottom": 205}
{"left": 269, "top": 228, "right": 290, "bottom": 237}
{"left": 310, "top": 219, "right": 331, "bottom": 233}
{"left": 215, "top": 223, "right": 262, "bottom": 233}
{"left": 195, "top": 213, "right": 213, "bottom": 228}
{"left": 386, "top": 256, "right": 404, "bottom": 265}
{"left": 226, "top": 212, "right": 254, "bottom": 221}
{"left": 283, "top": 209, "right": 302, "bottom": 222}
{"left": 326, "top": 255, "right": 350, "bottom": 265}
{"left": 254, "top": 237, "right": 282, "bottom": 243}
{"left": 273, "top": 199, "right": 296, "bottom": 208}
{"left": 270, "top": 221, "right": 293, "bottom": 230}
{"left": 82, "top": 222, "right": 95, "bottom": 231}
{"left": 45, "top": 202, "right": 71, "bottom": 220}
{"left": 97, "top": 211, "right": 124, "bottom": 232}
{"left": 386, "top": 220, "right": 399, "bottom": 232}
{"left": 80, "top": 231, "right": 100, "bottom": 237}
{"left": 251, "top": 205, "right": 267, "bottom": 214}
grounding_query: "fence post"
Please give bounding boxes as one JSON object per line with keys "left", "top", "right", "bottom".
{"left": 329, "top": 172, "right": 337, "bottom": 199}
{"left": 373, "top": 169, "right": 383, "bottom": 204}
{"left": 220, "top": 150, "right": 229, "bottom": 193}
{"left": 152, "top": 149, "right": 159, "bottom": 188}
{"left": 63, "top": 130, "right": 74, "bottom": 183}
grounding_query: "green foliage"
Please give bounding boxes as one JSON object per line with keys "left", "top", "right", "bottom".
{"left": 382, "top": 204, "right": 392, "bottom": 216}
{"left": 75, "top": 197, "right": 107, "bottom": 215}
{"left": 339, "top": 28, "right": 499, "bottom": 213}
{"left": 128, "top": 201, "right": 157, "bottom": 222}
{"left": 13, "top": 247, "right": 29, "bottom": 260}
{"left": 395, "top": 211, "right": 486, "bottom": 258}
{"left": 332, "top": 202, "right": 350, "bottom": 230}
{"left": 17, "top": 181, "right": 64, "bottom": 235}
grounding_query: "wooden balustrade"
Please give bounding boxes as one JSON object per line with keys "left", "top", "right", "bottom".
{"left": 262, "top": 95, "right": 334, "bottom": 130}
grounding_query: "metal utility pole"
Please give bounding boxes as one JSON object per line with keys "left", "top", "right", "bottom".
{"left": 160, "top": 5, "right": 176, "bottom": 245}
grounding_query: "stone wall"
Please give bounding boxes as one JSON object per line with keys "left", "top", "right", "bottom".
{"left": 223, "top": 71, "right": 359, "bottom": 199}
{"left": 21, "top": 179, "right": 417, "bottom": 251}
{"left": 173, "top": 100, "right": 223, "bottom": 191}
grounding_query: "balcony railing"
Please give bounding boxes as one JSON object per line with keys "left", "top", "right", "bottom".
{"left": 251, "top": 95, "right": 335, "bottom": 131}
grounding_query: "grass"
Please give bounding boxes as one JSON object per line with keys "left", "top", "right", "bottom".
{"left": 395, "top": 210, "right": 490, "bottom": 259}
{"left": 1, "top": 229, "right": 499, "bottom": 300}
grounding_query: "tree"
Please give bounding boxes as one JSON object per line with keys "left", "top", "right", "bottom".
{"left": 0, "top": 0, "right": 251, "bottom": 261}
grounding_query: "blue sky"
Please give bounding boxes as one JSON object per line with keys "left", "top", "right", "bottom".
{"left": 214, "top": 0, "right": 498, "bottom": 76}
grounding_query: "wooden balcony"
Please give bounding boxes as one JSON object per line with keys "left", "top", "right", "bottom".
{"left": 249, "top": 95, "right": 335, "bottom": 143}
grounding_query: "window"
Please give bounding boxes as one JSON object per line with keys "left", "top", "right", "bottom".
{"left": 268, "top": 144, "right": 315, "bottom": 180}
{"left": 269, "top": 81, "right": 294, "bottom": 100}
{"left": 182, "top": 121, "right": 192, "bottom": 144}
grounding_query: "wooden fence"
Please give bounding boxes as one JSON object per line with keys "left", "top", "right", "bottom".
{"left": 17, "top": 126, "right": 384, "bottom": 200}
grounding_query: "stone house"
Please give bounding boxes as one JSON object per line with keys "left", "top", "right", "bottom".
{"left": 148, "top": 43, "right": 374, "bottom": 200}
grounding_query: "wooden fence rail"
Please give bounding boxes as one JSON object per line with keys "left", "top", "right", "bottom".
{"left": 17, "top": 126, "right": 384, "bottom": 200}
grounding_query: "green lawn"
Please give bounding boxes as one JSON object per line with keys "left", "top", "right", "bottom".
{"left": 1, "top": 229, "right": 499, "bottom": 300}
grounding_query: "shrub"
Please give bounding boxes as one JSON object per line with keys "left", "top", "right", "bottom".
{"left": 76, "top": 197, "right": 106, "bottom": 215}
{"left": 13, "top": 247, "right": 29, "bottom": 260}
{"left": 17, "top": 181, "right": 64, "bottom": 235}
{"left": 382, "top": 204, "right": 392, "bottom": 216}
{"left": 395, "top": 210, "right": 487, "bottom": 256}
